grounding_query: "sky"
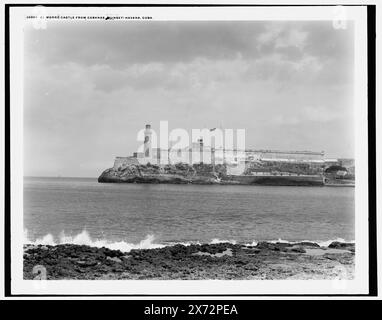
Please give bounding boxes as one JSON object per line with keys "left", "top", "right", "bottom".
{"left": 24, "top": 20, "right": 355, "bottom": 177}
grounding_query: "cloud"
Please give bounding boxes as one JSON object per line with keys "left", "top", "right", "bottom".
{"left": 23, "top": 20, "right": 355, "bottom": 176}
{"left": 25, "top": 21, "right": 267, "bottom": 67}
{"left": 24, "top": 20, "right": 354, "bottom": 91}
{"left": 271, "top": 104, "right": 346, "bottom": 126}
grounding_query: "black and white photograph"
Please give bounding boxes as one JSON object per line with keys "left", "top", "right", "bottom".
{"left": 3, "top": 3, "right": 378, "bottom": 299}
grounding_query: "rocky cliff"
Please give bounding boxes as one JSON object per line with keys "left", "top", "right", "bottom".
{"left": 98, "top": 163, "right": 324, "bottom": 186}
{"left": 98, "top": 163, "right": 225, "bottom": 184}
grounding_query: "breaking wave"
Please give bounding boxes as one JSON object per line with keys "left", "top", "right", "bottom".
{"left": 24, "top": 230, "right": 354, "bottom": 253}
{"left": 210, "top": 238, "right": 237, "bottom": 245}
{"left": 23, "top": 229, "right": 166, "bottom": 252}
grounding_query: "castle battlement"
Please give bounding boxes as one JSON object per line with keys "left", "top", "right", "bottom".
{"left": 114, "top": 124, "right": 326, "bottom": 173}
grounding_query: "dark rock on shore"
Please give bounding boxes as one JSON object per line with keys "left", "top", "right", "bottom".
{"left": 294, "top": 241, "right": 321, "bottom": 247}
{"left": 23, "top": 241, "right": 354, "bottom": 280}
{"left": 328, "top": 241, "right": 355, "bottom": 251}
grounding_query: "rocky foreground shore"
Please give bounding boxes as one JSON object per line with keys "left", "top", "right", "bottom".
{"left": 24, "top": 241, "right": 354, "bottom": 280}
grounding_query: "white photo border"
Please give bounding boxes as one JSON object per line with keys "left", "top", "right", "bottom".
{"left": 6, "top": 4, "right": 373, "bottom": 296}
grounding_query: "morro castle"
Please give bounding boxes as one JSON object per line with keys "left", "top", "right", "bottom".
{"left": 113, "top": 124, "right": 328, "bottom": 176}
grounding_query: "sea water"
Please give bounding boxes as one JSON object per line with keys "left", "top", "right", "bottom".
{"left": 24, "top": 177, "right": 355, "bottom": 251}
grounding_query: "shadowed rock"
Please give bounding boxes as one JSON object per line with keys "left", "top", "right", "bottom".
{"left": 328, "top": 241, "right": 355, "bottom": 250}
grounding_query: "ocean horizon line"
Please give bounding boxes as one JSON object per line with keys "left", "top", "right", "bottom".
{"left": 24, "top": 175, "right": 97, "bottom": 179}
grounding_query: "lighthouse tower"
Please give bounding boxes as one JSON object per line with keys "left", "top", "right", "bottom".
{"left": 144, "top": 124, "right": 152, "bottom": 159}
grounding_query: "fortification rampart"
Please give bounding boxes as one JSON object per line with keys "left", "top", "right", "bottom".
{"left": 113, "top": 156, "right": 139, "bottom": 170}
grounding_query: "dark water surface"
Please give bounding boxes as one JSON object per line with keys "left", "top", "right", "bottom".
{"left": 24, "top": 177, "right": 355, "bottom": 248}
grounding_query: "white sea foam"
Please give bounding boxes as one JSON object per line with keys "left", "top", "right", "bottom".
{"left": 317, "top": 238, "right": 355, "bottom": 247}
{"left": 244, "top": 241, "right": 258, "bottom": 247}
{"left": 24, "top": 229, "right": 166, "bottom": 252}
{"left": 210, "top": 238, "right": 237, "bottom": 245}
{"left": 24, "top": 229, "right": 354, "bottom": 252}
{"left": 268, "top": 238, "right": 291, "bottom": 244}
{"left": 166, "top": 240, "right": 202, "bottom": 247}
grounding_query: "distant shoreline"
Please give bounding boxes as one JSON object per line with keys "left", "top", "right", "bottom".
{"left": 24, "top": 176, "right": 97, "bottom": 180}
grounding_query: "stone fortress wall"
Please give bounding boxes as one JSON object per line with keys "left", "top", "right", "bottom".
{"left": 113, "top": 156, "right": 139, "bottom": 170}
{"left": 111, "top": 124, "right": 352, "bottom": 176}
